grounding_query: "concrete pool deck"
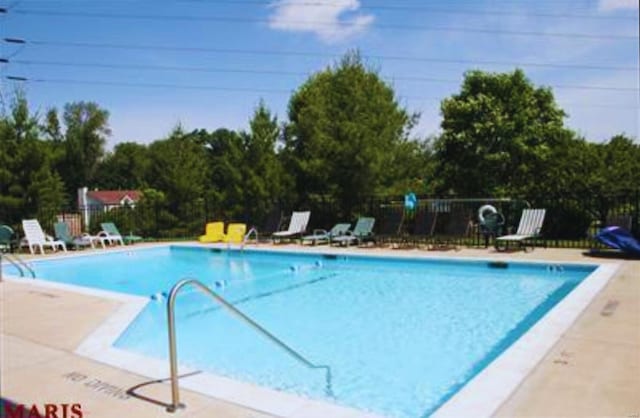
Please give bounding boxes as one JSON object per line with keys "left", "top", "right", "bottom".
{"left": 1, "top": 244, "right": 638, "bottom": 417}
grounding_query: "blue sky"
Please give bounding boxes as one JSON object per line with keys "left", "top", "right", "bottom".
{"left": 1, "top": 0, "right": 638, "bottom": 149}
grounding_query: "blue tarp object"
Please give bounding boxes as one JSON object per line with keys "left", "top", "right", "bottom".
{"left": 595, "top": 226, "right": 640, "bottom": 256}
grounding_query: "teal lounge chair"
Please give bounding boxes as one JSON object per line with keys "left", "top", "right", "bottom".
{"left": 0, "top": 225, "right": 16, "bottom": 252}
{"left": 301, "top": 223, "right": 351, "bottom": 246}
{"left": 54, "top": 222, "right": 103, "bottom": 250}
{"left": 100, "top": 222, "right": 142, "bottom": 246}
{"left": 331, "top": 217, "right": 376, "bottom": 247}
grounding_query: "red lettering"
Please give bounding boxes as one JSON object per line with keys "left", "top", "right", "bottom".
{"left": 3, "top": 404, "right": 25, "bottom": 418}
{"left": 2, "top": 403, "right": 82, "bottom": 418}
{"left": 28, "top": 404, "right": 42, "bottom": 418}
{"left": 58, "top": 404, "right": 69, "bottom": 418}
{"left": 44, "top": 404, "right": 58, "bottom": 418}
{"left": 70, "top": 404, "right": 83, "bottom": 418}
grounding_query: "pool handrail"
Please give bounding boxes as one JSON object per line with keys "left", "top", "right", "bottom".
{"left": 0, "top": 252, "right": 36, "bottom": 279}
{"left": 166, "top": 278, "right": 334, "bottom": 412}
{"left": 241, "top": 226, "right": 259, "bottom": 248}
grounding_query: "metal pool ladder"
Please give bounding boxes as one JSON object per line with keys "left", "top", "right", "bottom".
{"left": 0, "top": 253, "right": 36, "bottom": 279}
{"left": 241, "top": 227, "right": 259, "bottom": 249}
{"left": 166, "top": 278, "right": 334, "bottom": 412}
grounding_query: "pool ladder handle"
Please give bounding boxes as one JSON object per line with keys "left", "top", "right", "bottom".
{"left": 166, "top": 278, "right": 334, "bottom": 413}
{"left": 241, "top": 227, "right": 259, "bottom": 249}
{"left": 0, "top": 252, "right": 36, "bottom": 280}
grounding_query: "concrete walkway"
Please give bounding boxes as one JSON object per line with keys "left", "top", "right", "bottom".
{"left": 1, "top": 245, "right": 638, "bottom": 417}
{"left": 0, "top": 279, "right": 271, "bottom": 418}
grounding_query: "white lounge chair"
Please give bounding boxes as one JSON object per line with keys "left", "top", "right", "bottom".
{"left": 495, "top": 209, "right": 546, "bottom": 252}
{"left": 54, "top": 222, "right": 106, "bottom": 249}
{"left": 331, "top": 217, "right": 376, "bottom": 247}
{"left": 272, "top": 211, "right": 310, "bottom": 243}
{"left": 98, "top": 222, "right": 125, "bottom": 246}
{"left": 301, "top": 223, "right": 351, "bottom": 246}
{"left": 21, "top": 219, "right": 67, "bottom": 255}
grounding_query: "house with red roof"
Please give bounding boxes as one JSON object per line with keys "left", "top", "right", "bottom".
{"left": 77, "top": 187, "right": 142, "bottom": 226}
{"left": 87, "top": 190, "right": 141, "bottom": 209}
{"left": 78, "top": 187, "right": 142, "bottom": 210}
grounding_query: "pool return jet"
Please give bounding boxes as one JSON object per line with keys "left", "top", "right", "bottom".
{"left": 165, "top": 278, "right": 334, "bottom": 412}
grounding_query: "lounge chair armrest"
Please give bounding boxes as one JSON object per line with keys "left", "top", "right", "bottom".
{"left": 313, "top": 229, "right": 328, "bottom": 235}
{"left": 97, "top": 231, "right": 108, "bottom": 237}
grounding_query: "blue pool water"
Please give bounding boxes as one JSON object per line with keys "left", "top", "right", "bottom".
{"left": 6, "top": 246, "right": 596, "bottom": 417}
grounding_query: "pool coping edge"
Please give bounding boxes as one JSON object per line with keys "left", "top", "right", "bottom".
{"left": 1, "top": 244, "right": 619, "bottom": 418}
{"left": 430, "top": 262, "right": 619, "bottom": 418}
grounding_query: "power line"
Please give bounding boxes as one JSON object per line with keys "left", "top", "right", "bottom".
{"left": 6, "top": 75, "right": 293, "bottom": 94}
{"left": 11, "top": 0, "right": 621, "bottom": 4}
{"left": 6, "top": 1, "right": 637, "bottom": 21}
{"left": 199, "top": 0, "right": 640, "bottom": 21}
{"left": 5, "top": 38, "right": 639, "bottom": 72}
{"left": 6, "top": 76, "right": 639, "bottom": 109}
{"left": 13, "top": 0, "right": 637, "bottom": 12}
{"left": 4, "top": 58, "right": 639, "bottom": 92}
{"left": 6, "top": 58, "right": 309, "bottom": 77}
{"left": 11, "top": 9, "right": 638, "bottom": 40}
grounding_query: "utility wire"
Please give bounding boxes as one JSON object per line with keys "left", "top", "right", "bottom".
{"left": 12, "top": 0, "right": 623, "bottom": 4}
{"left": 6, "top": 0, "right": 637, "bottom": 21}
{"left": 13, "top": 0, "right": 638, "bottom": 12}
{"left": 5, "top": 76, "right": 639, "bottom": 109}
{"left": 4, "top": 58, "right": 638, "bottom": 92}
{"left": 6, "top": 76, "right": 292, "bottom": 94}
{"left": 5, "top": 38, "right": 639, "bottom": 72}
{"left": 11, "top": 9, "right": 638, "bottom": 40}
{"left": 191, "top": 0, "right": 640, "bottom": 21}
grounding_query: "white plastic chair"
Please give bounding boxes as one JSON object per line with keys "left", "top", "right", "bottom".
{"left": 495, "top": 209, "right": 546, "bottom": 251}
{"left": 272, "top": 211, "right": 311, "bottom": 243}
{"left": 21, "top": 219, "right": 67, "bottom": 255}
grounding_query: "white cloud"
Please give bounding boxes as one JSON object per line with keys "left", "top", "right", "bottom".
{"left": 598, "top": 0, "right": 639, "bottom": 11}
{"left": 268, "top": 0, "right": 374, "bottom": 42}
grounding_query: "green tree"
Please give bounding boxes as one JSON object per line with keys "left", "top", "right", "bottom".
{"left": 61, "top": 101, "right": 111, "bottom": 196}
{"left": 28, "top": 166, "right": 67, "bottom": 226}
{"left": 434, "top": 69, "right": 570, "bottom": 198}
{"left": 199, "top": 127, "right": 245, "bottom": 219}
{"left": 591, "top": 135, "right": 640, "bottom": 195}
{"left": 284, "top": 52, "right": 417, "bottom": 215}
{"left": 148, "top": 126, "right": 209, "bottom": 213}
{"left": 0, "top": 92, "right": 66, "bottom": 225}
{"left": 6, "top": 90, "right": 40, "bottom": 142}
{"left": 43, "top": 107, "right": 63, "bottom": 142}
{"left": 242, "top": 102, "right": 290, "bottom": 224}
{"left": 94, "top": 142, "right": 151, "bottom": 189}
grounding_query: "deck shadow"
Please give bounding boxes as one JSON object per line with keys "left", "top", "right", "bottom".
{"left": 125, "top": 371, "right": 202, "bottom": 410}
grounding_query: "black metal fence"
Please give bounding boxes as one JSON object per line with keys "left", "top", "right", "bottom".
{"left": 4, "top": 191, "right": 639, "bottom": 249}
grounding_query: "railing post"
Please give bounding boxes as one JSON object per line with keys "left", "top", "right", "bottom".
{"left": 166, "top": 282, "right": 185, "bottom": 413}
{"left": 165, "top": 279, "right": 333, "bottom": 411}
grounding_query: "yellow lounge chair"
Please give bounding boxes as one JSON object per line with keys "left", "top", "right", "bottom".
{"left": 199, "top": 222, "right": 225, "bottom": 243}
{"left": 223, "top": 223, "right": 247, "bottom": 244}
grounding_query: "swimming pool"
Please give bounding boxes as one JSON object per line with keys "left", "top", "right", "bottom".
{"left": 4, "top": 246, "right": 604, "bottom": 417}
